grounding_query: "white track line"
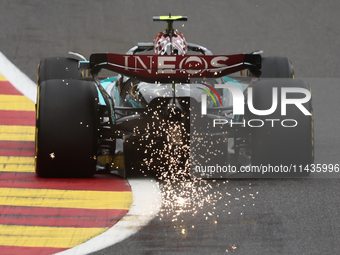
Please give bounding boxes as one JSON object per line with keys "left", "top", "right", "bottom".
{"left": 56, "top": 178, "right": 161, "bottom": 255}
{"left": 0, "top": 52, "right": 37, "bottom": 103}
{"left": 0, "top": 51, "right": 162, "bottom": 254}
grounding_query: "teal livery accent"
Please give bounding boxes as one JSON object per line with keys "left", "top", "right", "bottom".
{"left": 223, "top": 77, "right": 243, "bottom": 91}
{"left": 98, "top": 77, "right": 117, "bottom": 105}
{"left": 129, "top": 99, "right": 144, "bottom": 108}
{"left": 222, "top": 77, "right": 243, "bottom": 120}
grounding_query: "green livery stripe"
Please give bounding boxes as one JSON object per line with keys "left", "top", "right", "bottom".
{"left": 197, "top": 87, "right": 217, "bottom": 106}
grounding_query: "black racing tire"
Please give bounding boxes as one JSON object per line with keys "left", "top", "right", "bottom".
{"left": 248, "top": 79, "right": 314, "bottom": 176}
{"left": 38, "top": 57, "right": 82, "bottom": 85}
{"left": 35, "top": 79, "right": 99, "bottom": 178}
{"left": 261, "top": 57, "right": 295, "bottom": 78}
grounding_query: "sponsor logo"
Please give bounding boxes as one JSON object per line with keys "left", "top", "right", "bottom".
{"left": 201, "top": 84, "right": 311, "bottom": 116}
{"left": 179, "top": 56, "right": 208, "bottom": 74}
{"left": 122, "top": 55, "right": 230, "bottom": 74}
{"left": 199, "top": 84, "right": 311, "bottom": 128}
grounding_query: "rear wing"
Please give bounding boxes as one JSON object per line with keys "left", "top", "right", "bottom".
{"left": 88, "top": 53, "right": 261, "bottom": 83}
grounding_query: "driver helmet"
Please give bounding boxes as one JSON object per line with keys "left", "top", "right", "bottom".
{"left": 153, "top": 30, "right": 188, "bottom": 55}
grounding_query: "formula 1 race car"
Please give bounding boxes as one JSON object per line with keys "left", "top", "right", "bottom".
{"left": 35, "top": 15, "right": 314, "bottom": 178}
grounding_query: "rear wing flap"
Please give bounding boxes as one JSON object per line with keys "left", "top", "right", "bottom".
{"left": 87, "top": 53, "right": 261, "bottom": 83}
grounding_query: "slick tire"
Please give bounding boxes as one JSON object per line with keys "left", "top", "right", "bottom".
{"left": 38, "top": 57, "right": 82, "bottom": 85}
{"left": 261, "top": 57, "right": 294, "bottom": 78}
{"left": 248, "top": 79, "right": 314, "bottom": 176}
{"left": 35, "top": 79, "right": 99, "bottom": 177}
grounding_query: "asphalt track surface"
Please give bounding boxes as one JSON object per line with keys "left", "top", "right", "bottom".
{"left": 1, "top": 0, "right": 340, "bottom": 254}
